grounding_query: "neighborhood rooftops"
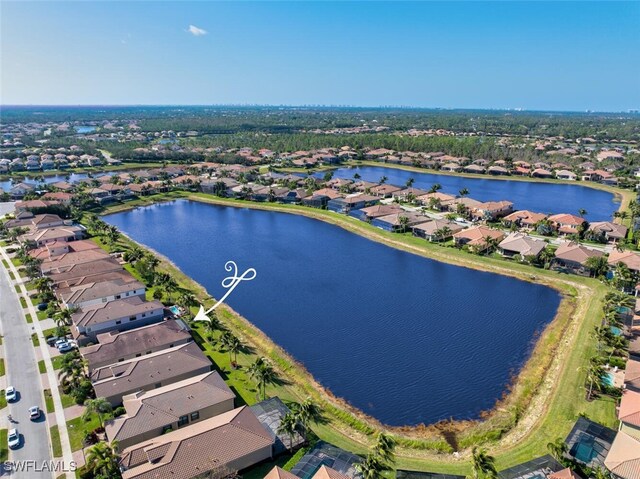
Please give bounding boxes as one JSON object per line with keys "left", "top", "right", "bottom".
{"left": 604, "top": 432, "right": 640, "bottom": 479}
{"left": 105, "top": 371, "right": 235, "bottom": 448}
{"left": 119, "top": 406, "right": 274, "bottom": 479}
{"left": 72, "top": 296, "right": 163, "bottom": 328}
{"left": 80, "top": 319, "right": 193, "bottom": 371}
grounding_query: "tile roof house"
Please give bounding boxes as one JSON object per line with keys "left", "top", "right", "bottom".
{"left": 608, "top": 251, "right": 640, "bottom": 273}
{"left": 453, "top": 226, "right": 505, "bottom": 253}
{"left": 548, "top": 214, "right": 587, "bottom": 236}
{"left": 498, "top": 233, "right": 548, "bottom": 259}
{"left": 58, "top": 277, "right": 145, "bottom": 309}
{"left": 371, "top": 212, "right": 426, "bottom": 232}
{"left": 265, "top": 467, "right": 302, "bottom": 479}
{"left": 91, "top": 342, "right": 212, "bottom": 406}
{"left": 81, "top": 319, "right": 192, "bottom": 372}
{"left": 19, "top": 225, "right": 84, "bottom": 247}
{"left": 412, "top": 219, "right": 464, "bottom": 242}
{"left": 71, "top": 296, "right": 165, "bottom": 345}
{"left": 46, "top": 257, "right": 122, "bottom": 283}
{"left": 618, "top": 389, "right": 640, "bottom": 441}
{"left": 471, "top": 201, "right": 514, "bottom": 221}
{"left": 119, "top": 406, "right": 274, "bottom": 479}
{"left": 502, "top": 210, "right": 547, "bottom": 229}
{"left": 350, "top": 204, "right": 403, "bottom": 222}
{"left": 551, "top": 242, "right": 604, "bottom": 276}
{"left": 624, "top": 359, "right": 640, "bottom": 393}
{"left": 105, "top": 371, "right": 236, "bottom": 449}
{"left": 604, "top": 432, "right": 640, "bottom": 479}
{"left": 587, "top": 222, "right": 628, "bottom": 244}
{"left": 265, "top": 465, "right": 351, "bottom": 479}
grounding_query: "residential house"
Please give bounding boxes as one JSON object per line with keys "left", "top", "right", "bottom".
{"left": 587, "top": 222, "right": 628, "bottom": 243}
{"left": 452, "top": 226, "right": 505, "bottom": 253}
{"left": 46, "top": 257, "right": 123, "bottom": 283}
{"left": 266, "top": 466, "right": 351, "bottom": 479}
{"left": 58, "top": 278, "right": 145, "bottom": 309}
{"left": 551, "top": 242, "right": 604, "bottom": 276}
{"left": 412, "top": 219, "right": 464, "bottom": 241}
{"left": 349, "top": 204, "right": 403, "bottom": 222}
{"left": 91, "top": 342, "right": 212, "bottom": 406}
{"left": 548, "top": 214, "right": 587, "bottom": 236}
{"left": 369, "top": 184, "right": 403, "bottom": 198}
{"left": 556, "top": 170, "right": 577, "bottom": 181}
{"left": 604, "top": 432, "right": 640, "bottom": 479}
{"left": 19, "top": 225, "right": 84, "bottom": 247}
{"left": 487, "top": 165, "right": 510, "bottom": 175}
{"left": 71, "top": 296, "right": 165, "bottom": 345}
{"left": 417, "top": 192, "right": 457, "bottom": 211}
{"left": 608, "top": 251, "right": 640, "bottom": 277}
{"left": 471, "top": 201, "right": 514, "bottom": 221}
{"left": 105, "top": 371, "right": 235, "bottom": 449}
{"left": 371, "top": 212, "right": 426, "bottom": 232}
{"left": 391, "top": 187, "right": 429, "bottom": 202}
{"left": 498, "top": 233, "right": 547, "bottom": 259}
{"left": 80, "top": 319, "right": 192, "bottom": 372}
{"left": 118, "top": 406, "right": 274, "bottom": 479}
{"left": 531, "top": 168, "right": 554, "bottom": 178}
{"left": 496, "top": 456, "right": 564, "bottom": 479}
{"left": 502, "top": 210, "right": 547, "bottom": 229}
{"left": 617, "top": 389, "right": 640, "bottom": 440}
{"left": 625, "top": 359, "right": 640, "bottom": 392}
{"left": 327, "top": 194, "right": 379, "bottom": 214}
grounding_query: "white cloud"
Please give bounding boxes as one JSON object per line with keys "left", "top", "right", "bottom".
{"left": 188, "top": 25, "right": 207, "bottom": 36}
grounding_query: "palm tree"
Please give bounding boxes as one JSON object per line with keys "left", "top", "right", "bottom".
{"left": 580, "top": 362, "right": 606, "bottom": 400}
{"left": 429, "top": 183, "right": 442, "bottom": 193}
{"left": 372, "top": 432, "right": 396, "bottom": 465}
{"left": 34, "top": 276, "right": 53, "bottom": 296}
{"left": 277, "top": 411, "right": 299, "bottom": 449}
{"left": 592, "top": 467, "right": 612, "bottom": 479}
{"left": 546, "top": 437, "right": 567, "bottom": 463}
{"left": 378, "top": 175, "right": 388, "bottom": 185}
{"left": 353, "top": 173, "right": 361, "bottom": 180}
{"left": 84, "top": 397, "right": 113, "bottom": 428}
{"left": 291, "top": 398, "right": 322, "bottom": 433}
{"left": 105, "top": 224, "right": 120, "bottom": 246}
{"left": 355, "top": 453, "right": 385, "bottom": 479}
{"left": 578, "top": 208, "right": 588, "bottom": 218}
{"left": 85, "top": 441, "right": 121, "bottom": 479}
{"left": 125, "top": 245, "right": 144, "bottom": 264}
{"left": 406, "top": 178, "right": 415, "bottom": 188}
{"left": 585, "top": 256, "right": 609, "bottom": 278}
{"left": 470, "top": 447, "right": 497, "bottom": 479}
{"left": 247, "top": 357, "right": 277, "bottom": 400}
{"left": 219, "top": 331, "right": 242, "bottom": 366}
{"left": 55, "top": 309, "right": 73, "bottom": 328}
{"left": 398, "top": 215, "right": 410, "bottom": 233}
{"left": 459, "top": 187, "right": 469, "bottom": 197}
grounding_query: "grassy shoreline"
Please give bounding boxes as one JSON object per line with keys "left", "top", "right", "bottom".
{"left": 96, "top": 192, "right": 615, "bottom": 472}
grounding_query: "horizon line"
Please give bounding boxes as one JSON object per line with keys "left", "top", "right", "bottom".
{"left": 1, "top": 103, "right": 639, "bottom": 115}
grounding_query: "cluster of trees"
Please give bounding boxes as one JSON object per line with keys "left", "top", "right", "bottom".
{"left": 58, "top": 351, "right": 93, "bottom": 404}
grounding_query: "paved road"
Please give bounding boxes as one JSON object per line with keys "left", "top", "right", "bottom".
{"left": 0, "top": 261, "right": 53, "bottom": 476}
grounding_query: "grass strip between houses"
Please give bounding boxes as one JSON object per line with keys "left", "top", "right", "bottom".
{"left": 94, "top": 192, "right": 616, "bottom": 473}
{"left": 0, "top": 429, "right": 7, "bottom": 462}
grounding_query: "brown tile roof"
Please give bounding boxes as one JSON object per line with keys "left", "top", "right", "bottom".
{"left": 604, "top": 432, "right": 640, "bottom": 479}
{"left": 73, "top": 296, "right": 163, "bottom": 328}
{"left": 548, "top": 213, "right": 586, "bottom": 226}
{"left": 358, "top": 204, "right": 403, "bottom": 218}
{"left": 92, "top": 342, "right": 211, "bottom": 401}
{"left": 588, "top": 221, "right": 627, "bottom": 240}
{"left": 453, "top": 226, "right": 505, "bottom": 246}
{"left": 120, "top": 406, "right": 273, "bottom": 479}
{"left": 503, "top": 210, "right": 547, "bottom": 225}
{"left": 59, "top": 278, "right": 144, "bottom": 306}
{"left": 55, "top": 269, "right": 136, "bottom": 290}
{"left": 618, "top": 389, "right": 640, "bottom": 427}
{"left": 105, "top": 371, "right": 235, "bottom": 445}
{"left": 547, "top": 468, "right": 581, "bottom": 479}
{"left": 312, "top": 466, "right": 352, "bottom": 479}
{"left": 554, "top": 242, "right": 603, "bottom": 265}
{"left": 498, "top": 233, "right": 547, "bottom": 256}
{"left": 81, "top": 320, "right": 192, "bottom": 370}
{"left": 625, "top": 359, "right": 640, "bottom": 391}
{"left": 47, "top": 257, "right": 122, "bottom": 282}
{"left": 609, "top": 250, "right": 640, "bottom": 272}
{"left": 41, "top": 249, "right": 112, "bottom": 273}
{"left": 265, "top": 466, "right": 300, "bottom": 479}
{"left": 412, "top": 219, "right": 464, "bottom": 236}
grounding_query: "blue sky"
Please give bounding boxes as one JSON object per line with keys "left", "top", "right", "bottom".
{"left": 1, "top": 1, "right": 638, "bottom": 111}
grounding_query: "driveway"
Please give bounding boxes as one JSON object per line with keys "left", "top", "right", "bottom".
{"left": 0, "top": 262, "right": 53, "bottom": 476}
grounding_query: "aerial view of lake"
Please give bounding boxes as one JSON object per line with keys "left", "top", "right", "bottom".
{"left": 323, "top": 166, "right": 618, "bottom": 221}
{"left": 105, "top": 200, "right": 562, "bottom": 426}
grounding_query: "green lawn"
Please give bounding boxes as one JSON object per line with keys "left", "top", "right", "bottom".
{"left": 61, "top": 393, "right": 76, "bottom": 409}
{"left": 44, "top": 389, "right": 55, "bottom": 413}
{"left": 37, "top": 310, "right": 48, "bottom": 321}
{"left": 25, "top": 313, "right": 33, "bottom": 324}
{"left": 50, "top": 425, "right": 63, "bottom": 457}
{"left": 0, "top": 392, "right": 7, "bottom": 411}
{"left": 0, "top": 429, "right": 7, "bottom": 462}
{"left": 10, "top": 257, "right": 21, "bottom": 267}
{"left": 67, "top": 412, "right": 100, "bottom": 451}
{"left": 1, "top": 259, "right": 9, "bottom": 269}
{"left": 31, "top": 333, "right": 40, "bottom": 347}
{"left": 20, "top": 297, "right": 27, "bottom": 308}
{"left": 8, "top": 271, "right": 15, "bottom": 280}
{"left": 0, "top": 359, "right": 5, "bottom": 377}
{"left": 51, "top": 355, "right": 65, "bottom": 370}
{"left": 38, "top": 360, "right": 47, "bottom": 374}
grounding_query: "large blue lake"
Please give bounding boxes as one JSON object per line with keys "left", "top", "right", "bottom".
{"left": 324, "top": 166, "right": 618, "bottom": 221}
{"left": 105, "top": 199, "right": 562, "bottom": 426}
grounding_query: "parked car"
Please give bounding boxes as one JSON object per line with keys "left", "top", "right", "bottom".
{"left": 7, "top": 429, "right": 20, "bottom": 449}
{"left": 28, "top": 406, "right": 40, "bottom": 420}
{"left": 46, "top": 336, "right": 61, "bottom": 347}
{"left": 57, "top": 342, "right": 75, "bottom": 353}
{"left": 54, "top": 339, "right": 68, "bottom": 348}
{"left": 5, "top": 386, "right": 17, "bottom": 402}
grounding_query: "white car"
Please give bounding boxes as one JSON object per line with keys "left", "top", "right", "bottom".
{"left": 54, "top": 339, "right": 68, "bottom": 348}
{"left": 29, "top": 406, "right": 41, "bottom": 420}
{"left": 5, "top": 386, "right": 17, "bottom": 402}
{"left": 57, "top": 342, "right": 75, "bottom": 353}
{"left": 7, "top": 428, "right": 19, "bottom": 449}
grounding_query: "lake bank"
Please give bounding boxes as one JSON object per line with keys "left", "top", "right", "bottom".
{"left": 96, "top": 192, "right": 615, "bottom": 471}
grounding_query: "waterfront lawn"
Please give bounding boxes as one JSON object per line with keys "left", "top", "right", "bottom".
{"left": 67, "top": 412, "right": 100, "bottom": 451}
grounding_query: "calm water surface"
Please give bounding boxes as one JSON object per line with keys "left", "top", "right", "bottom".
{"left": 105, "top": 199, "right": 561, "bottom": 426}
{"left": 324, "top": 166, "right": 618, "bottom": 221}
